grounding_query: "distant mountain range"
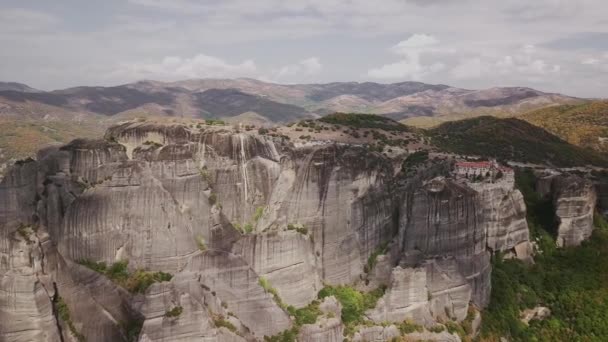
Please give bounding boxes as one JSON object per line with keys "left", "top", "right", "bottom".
{"left": 0, "top": 78, "right": 597, "bottom": 176}
{"left": 0, "top": 78, "right": 583, "bottom": 124}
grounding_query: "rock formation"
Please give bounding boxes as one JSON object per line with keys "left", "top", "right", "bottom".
{"left": 1, "top": 119, "right": 586, "bottom": 342}
{"left": 537, "top": 173, "right": 598, "bottom": 247}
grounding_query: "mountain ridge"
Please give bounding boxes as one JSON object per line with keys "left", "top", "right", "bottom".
{"left": 0, "top": 78, "right": 583, "bottom": 122}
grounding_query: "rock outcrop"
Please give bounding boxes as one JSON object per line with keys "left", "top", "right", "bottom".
{"left": 537, "top": 173, "right": 598, "bottom": 247}
{"left": 298, "top": 296, "right": 344, "bottom": 342}
{"left": 469, "top": 180, "right": 530, "bottom": 253}
{"left": 0, "top": 120, "right": 565, "bottom": 341}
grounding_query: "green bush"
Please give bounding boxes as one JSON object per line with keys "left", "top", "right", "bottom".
{"left": 594, "top": 212, "right": 608, "bottom": 230}
{"left": 213, "top": 315, "right": 238, "bottom": 333}
{"left": 106, "top": 260, "right": 130, "bottom": 282}
{"left": 365, "top": 242, "right": 389, "bottom": 273}
{"left": 318, "top": 284, "right": 386, "bottom": 335}
{"left": 259, "top": 277, "right": 287, "bottom": 309}
{"left": 165, "top": 306, "right": 183, "bottom": 317}
{"left": 319, "top": 113, "right": 410, "bottom": 132}
{"left": 196, "top": 235, "right": 207, "bottom": 252}
{"left": 287, "top": 223, "right": 308, "bottom": 235}
{"left": 254, "top": 206, "right": 265, "bottom": 222}
{"left": 402, "top": 151, "right": 429, "bottom": 169}
{"left": 398, "top": 320, "right": 424, "bottom": 334}
{"left": 428, "top": 325, "right": 445, "bottom": 333}
{"left": 206, "top": 119, "right": 225, "bottom": 126}
{"left": 78, "top": 260, "right": 172, "bottom": 294}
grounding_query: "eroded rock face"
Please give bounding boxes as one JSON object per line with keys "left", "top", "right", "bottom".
{"left": 231, "top": 231, "right": 321, "bottom": 308}
{"left": 469, "top": 180, "right": 529, "bottom": 253}
{"left": 299, "top": 296, "right": 344, "bottom": 342}
{"left": 398, "top": 177, "right": 491, "bottom": 309}
{"left": 0, "top": 120, "right": 559, "bottom": 341}
{"left": 366, "top": 266, "right": 431, "bottom": 325}
{"left": 537, "top": 174, "right": 598, "bottom": 247}
{"left": 553, "top": 176, "right": 598, "bottom": 247}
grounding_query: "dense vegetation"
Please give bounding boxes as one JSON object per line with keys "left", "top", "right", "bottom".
{"left": 264, "top": 285, "right": 386, "bottom": 341}
{"left": 522, "top": 101, "right": 608, "bottom": 154}
{"left": 428, "top": 116, "right": 608, "bottom": 167}
{"left": 481, "top": 169, "right": 608, "bottom": 341}
{"left": 319, "top": 113, "right": 410, "bottom": 132}
{"left": 78, "top": 260, "right": 172, "bottom": 294}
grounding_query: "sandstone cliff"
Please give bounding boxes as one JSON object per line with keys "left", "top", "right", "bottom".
{"left": 0, "top": 120, "right": 563, "bottom": 341}
{"left": 537, "top": 173, "right": 598, "bottom": 247}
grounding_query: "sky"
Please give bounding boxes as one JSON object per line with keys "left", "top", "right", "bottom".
{"left": 0, "top": 0, "right": 607, "bottom": 97}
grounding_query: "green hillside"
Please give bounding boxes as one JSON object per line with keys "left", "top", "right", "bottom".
{"left": 521, "top": 101, "right": 608, "bottom": 154}
{"left": 427, "top": 116, "right": 608, "bottom": 167}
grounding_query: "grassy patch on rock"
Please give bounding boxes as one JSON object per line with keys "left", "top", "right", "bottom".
{"left": 78, "top": 260, "right": 172, "bottom": 294}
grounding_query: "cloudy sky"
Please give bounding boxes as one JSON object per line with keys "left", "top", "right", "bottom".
{"left": 0, "top": 0, "right": 607, "bottom": 97}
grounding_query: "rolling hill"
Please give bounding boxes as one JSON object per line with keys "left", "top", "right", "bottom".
{"left": 520, "top": 101, "right": 608, "bottom": 154}
{"left": 427, "top": 116, "right": 608, "bottom": 167}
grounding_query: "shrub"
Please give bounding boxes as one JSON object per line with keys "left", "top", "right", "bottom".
{"left": 213, "top": 315, "right": 238, "bottom": 333}
{"left": 199, "top": 167, "right": 212, "bottom": 183}
{"left": 78, "top": 260, "right": 172, "bottom": 294}
{"left": 402, "top": 151, "right": 429, "bottom": 170}
{"left": 106, "top": 260, "right": 130, "bottom": 282}
{"left": 254, "top": 206, "right": 265, "bottom": 223}
{"left": 428, "top": 325, "right": 445, "bottom": 333}
{"left": 287, "top": 223, "right": 308, "bottom": 235}
{"left": 318, "top": 285, "right": 386, "bottom": 332}
{"left": 165, "top": 306, "right": 183, "bottom": 318}
{"left": 143, "top": 141, "right": 162, "bottom": 148}
{"left": 594, "top": 212, "right": 608, "bottom": 230}
{"left": 398, "top": 320, "right": 424, "bottom": 334}
{"left": 365, "top": 242, "right": 389, "bottom": 273}
{"left": 196, "top": 235, "right": 207, "bottom": 252}
{"left": 259, "top": 277, "right": 287, "bottom": 309}
{"left": 78, "top": 259, "right": 107, "bottom": 273}
{"left": 206, "top": 119, "right": 225, "bottom": 126}
{"left": 16, "top": 224, "right": 34, "bottom": 243}
{"left": 127, "top": 270, "right": 173, "bottom": 294}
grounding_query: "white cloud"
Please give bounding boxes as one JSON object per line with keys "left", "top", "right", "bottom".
{"left": 108, "top": 54, "right": 259, "bottom": 82}
{"left": 368, "top": 33, "right": 446, "bottom": 80}
{"left": 391, "top": 34, "right": 439, "bottom": 53}
{"left": 273, "top": 57, "right": 323, "bottom": 81}
{"left": 450, "top": 45, "right": 561, "bottom": 81}
{"left": 368, "top": 59, "right": 445, "bottom": 80}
